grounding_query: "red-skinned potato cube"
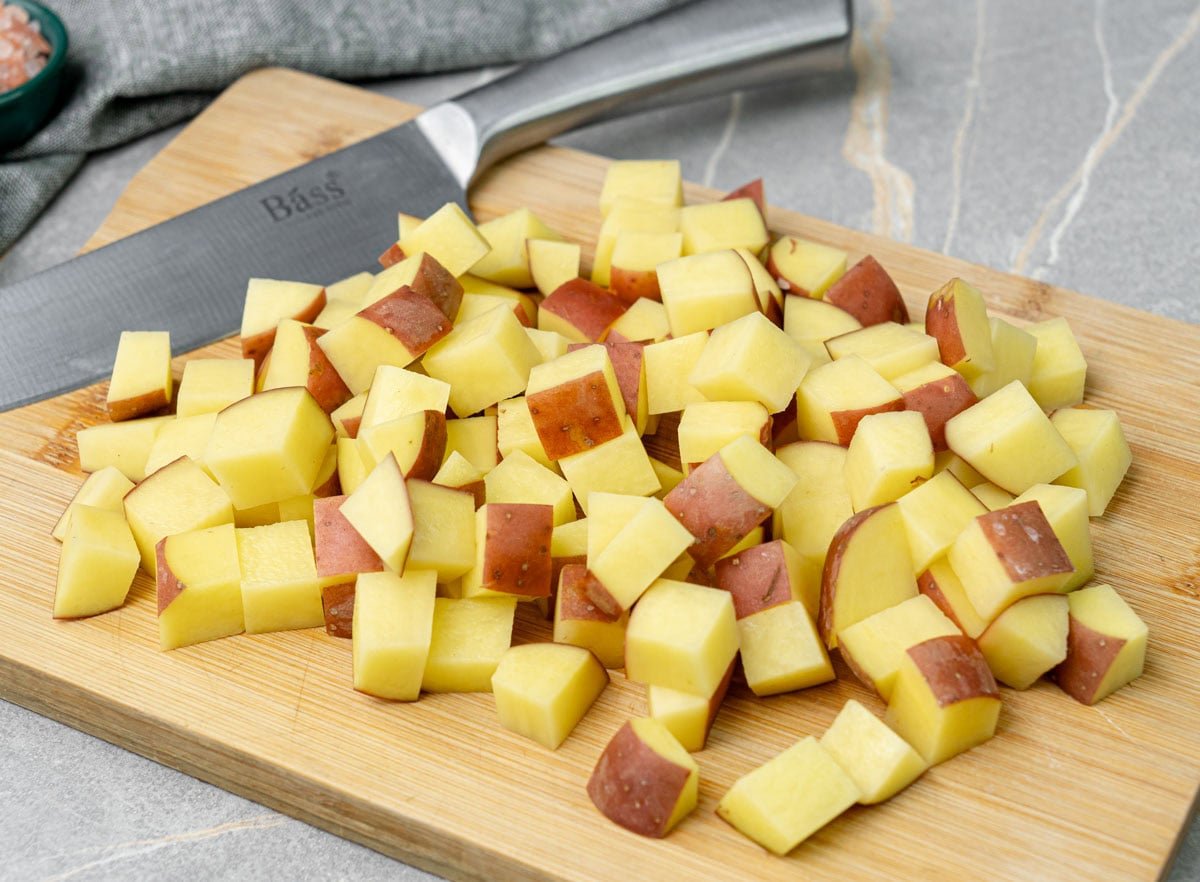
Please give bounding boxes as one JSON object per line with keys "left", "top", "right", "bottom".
{"left": 258, "top": 320, "right": 352, "bottom": 414}
{"left": 313, "top": 495, "right": 384, "bottom": 581}
{"left": 464, "top": 503, "right": 554, "bottom": 599}
{"left": 714, "top": 539, "right": 806, "bottom": 619}
{"left": 824, "top": 256, "right": 908, "bottom": 326}
{"left": 320, "top": 581, "right": 356, "bottom": 638}
{"left": 893, "top": 361, "right": 978, "bottom": 452}
{"left": 724, "top": 178, "right": 765, "bottom": 219}
{"left": 538, "top": 279, "right": 628, "bottom": 343}
{"left": 365, "top": 252, "right": 463, "bottom": 322}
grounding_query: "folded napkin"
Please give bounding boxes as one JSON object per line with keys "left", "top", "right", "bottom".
{"left": 0, "top": 0, "right": 685, "bottom": 253}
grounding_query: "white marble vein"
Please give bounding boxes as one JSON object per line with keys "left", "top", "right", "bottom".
{"left": 1013, "top": 3, "right": 1200, "bottom": 275}
{"left": 701, "top": 91, "right": 743, "bottom": 188}
{"left": 942, "top": 0, "right": 987, "bottom": 255}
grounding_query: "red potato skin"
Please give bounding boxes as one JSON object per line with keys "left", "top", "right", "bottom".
{"left": 108, "top": 388, "right": 171, "bottom": 423}
{"left": 552, "top": 553, "right": 588, "bottom": 609}
{"left": 772, "top": 395, "right": 799, "bottom": 447}
{"left": 917, "top": 568, "right": 968, "bottom": 634}
{"left": 377, "top": 242, "right": 406, "bottom": 268}
{"left": 586, "top": 721, "right": 692, "bottom": 838}
{"left": 154, "top": 539, "right": 185, "bottom": 615}
{"left": 818, "top": 504, "right": 889, "bottom": 645}
{"left": 830, "top": 398, "right": 906, "bottom": 446}
{"left": 401, "top": 411, "right": 448, "bottom": 481}
{"left": 925, "top": 282, "right": 968, "bottom": 367}
{"left": 376, "top": 252, "right": 463, "bottom": 322}
{"left": 1053, "top": 617, "right": 1127, "bottom": 705}
{"left": 542, "top": 279, "right": 629, "bottom": 342}
{"left": 321, "top": 582, "right": 356, "bottom": 638}
{"left": 902, "top": 372, "right": 977, "bottom": 452}
{"left": 559, "top": 564, "right": 622, "bottom": 624}
{"left": 714, "top": 539, "right": 796, "bottom": 620}
{"left": 977, "top": 502, "right": 1074, "bottom": 583}
{"left": 684, "top": 564, "right": 715, "bottom": 588}
{"left": 341, "top": 416, "right": 362, "bottom": 439}
{"left": 663, "top": 455, "right": 772, "bottom": 569}
{"left": 314, "top": 495, "right": 384, "bottom": 579}
{"left": 241, "top": 289, "right": 327, "bottom": 369}
{"left": 823, "top": 256, "right": 907, "bottom": 326}
{"left": 359, "top": 286, "right": 452, "bottom": 359}
{"left": 610, "top": 267, "right": 662, "bottom": 305}
{"left": 906, "top": 635, "right": 999, "bottom": 707}
{"left": 482, "top": 503, "right": 554, "bottom": 598}
{"left": 723, "top": 178, "right": 766, "bottom": 220}
{"left": 527, "top": 370, "right": 626, "bottom": 461}
{"left": 566, "top": 341, "right": 646, "bottom": 423}
{"left": 300, "top": 325, "right": 353, "bottom": 413}
{"left": 312, "top": 466, "right": 341, "bottom": 499}
{"left": 699, "top": 659, "right": 737, "bottom": 747}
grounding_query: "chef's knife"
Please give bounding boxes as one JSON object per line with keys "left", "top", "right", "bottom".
{"left": 0, "top": 0, "right": 851, "bottom": 412}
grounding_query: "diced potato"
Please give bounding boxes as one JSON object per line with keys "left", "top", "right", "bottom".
{"left": 1027, "top": 317, "right": 1087, "bottom": 410}
{"left": 560, "top": 419, "right": 660, "bottom": 511}
{"left": 495, "top": 397, "right": 554, "bottom": 468}
{"left": 657, "top": 250, "right": 759, "bottom": 338}
{"left": 331, "top": 393, "right": 366, "bottom": 439}
{"left": 646, "top": 660, "right": 733, "bottom": 752}
{"left": 407, "top": 480, "right": 476, "bottom": 582}
{"left": 689, "top": 311, "right": 811, "bottom": 414}
{"left": 156, "top": 523, "right": 244, "bottom": 650}
{"left": 526, "top": 344, "right": 627, "bottom": 461}
{"left": 470, "top": 208, "right": 561, "bottom": 288}
{"left": 610, "top": 231, "right": 681, "bottom": 303}
{"left": 977, "top": 594, "right": 1068, "bottom": 689}
{"left": 797, "top": 355, "right": 904, "bottom": 446}
{"left": 625, "top": 579, "right": 738, "bottom": 696}
{"left": 826, "top": 322, "right": 938, "bottom": 381}
{"left": 643, "top": 332, "right": 708, "bottom": 414}
{"left": 917, "top": 558, "right": 988, "bottom": 640}
{"left": 423, "top": 306, "right": 541, "bottom": 417}
{"left": 444, "top": 415, "right": 499, "bottom": 474}
{"left": 820, "top": 699, "right": 927, "bottom": 804}
{"left": 679, "top": 199, "right": 769, "bottom": 256}
{"left": 823, "top": 255, "right": 908, "bottom": 326}
{"left": 176, "top": 358, "right": 254, "bottom": 417}
{"left": 972, "top": 482, "right": 1015, "bottom": 511}
{"left": 106, "top": 330, "right": 173, "bottom": 421}
{"left": 774, "top": 441, "right": 854, "bottom": 592}
{"left": 588, "top": 717, "right": 698, "bottom": 837}
{"left": 339, "top": 454, "right": 415, "bottom": 573}
{"left": 529, "top": 239, "right": 582, "bottom": 299}
{"left": 844, "top": 410, "right": 934, "bottom": 511}
{"left": 714, "top": 538, "right": 813, "bottom": 619}
{"left": 240, "top": 278, "right": 325, "bottom": 367}
{"left": 586, "top": 496, "right": 694, "bottom": 614}
{"left": 608, "top": 297, "right": 670, "bottom": 344}
{"left": 738, "top": 601, "right": 834, "bottom": 696}
{"left": 716, "top": 736, "right": 859, "bottom": 855}
{"left": 970, "top": 317, "right": 1037, "bottom": 398}
{"left": 1050, "top": 407, "right": 1132, "bottom": 516}
{"left": 144, "top": 413, "right": 218, "bottom": 479}
{"left": 484, "top": 450, "right": 574, "bottom": 526}
{"left": 896, "top": 470, "right": 987, "bottom": 573}
{"left": 538, "top": 279, "right": 627, "bottom": 343}
{"left": 766, "top": 236, "right": 847, "bottom": 299}
{"left": 52, "top": 505, "right": 140, "bottom": 619}
{"left": 891, "top": 360, "right": 977, "bottom": 452}
{"left": 462, "top": 503, "right": 554, "bottom": 599}
{"left": 236, "top": 520, "right": 323, "bottom": 633}
{"left": 924, "top": 278, "right": 995, "bottom": 383}
{"left": 52, "top": 467, "right": 135, "bottom": 542}
{"left": 524, "top": 327, "right": 572, "bottom": 364}
{"left": 360, "top": 366, "right": 451, "bottom": 432}
{"left": 1012, "top": 483, "right": 1094, "bottom": 590}
{"left": 838, "top": 595, "right": 961, "bottom": 699}
{"left": 1055, "top": 584, "right": 1147, "bottom": 705}
{"left": 259, "top": 319, "right": 352, "bottom": 414}
{"left": 553, "top": 565, "right": 628, "bottom": 669}
{"left": 422, "top": 596, "right": 516, "bottom": 692}
{"left": 492, "top": 643, "right": 608, "bottom": 749}
{"left": 76, "top": 415, "right": 173, "bottom": 482}
{"left": 395, "top": 202, "right": 489, "bottom": 277}
{"left": 352, "top": 569, "right": 437, "bottom": 700}
{"left": 598, "top": 160, "right": 683, "bottom": 217}
{"left": 592, "top": 199, "right": 680, "bottom": 287}
{"left": 676, "top": 400, "right": 770, "bottom": 473}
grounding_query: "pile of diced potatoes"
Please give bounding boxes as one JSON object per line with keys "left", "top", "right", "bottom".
{"left": 54, "top": 159, "right": 1144, "bottom": 856}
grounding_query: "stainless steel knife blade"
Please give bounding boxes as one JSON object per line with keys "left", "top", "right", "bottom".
{"left": 0, "top": 0, "right": 852, "bottom": 412}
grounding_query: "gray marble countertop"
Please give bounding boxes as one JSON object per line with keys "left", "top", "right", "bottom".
{"left": 3, "top": 1, "right": 1199, "bottom": 879}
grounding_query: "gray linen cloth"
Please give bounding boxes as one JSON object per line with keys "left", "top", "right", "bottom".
{"left": 0, "top": 0, "right": 686, "bottom": 253}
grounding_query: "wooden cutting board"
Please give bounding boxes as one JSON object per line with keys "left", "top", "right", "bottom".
{"left": 3, "top": 68, "right": 1199, "bottom": 882}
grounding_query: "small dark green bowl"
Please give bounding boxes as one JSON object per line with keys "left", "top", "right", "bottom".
{"left": 0, "top": 0, "right": 67, "bottom": 150}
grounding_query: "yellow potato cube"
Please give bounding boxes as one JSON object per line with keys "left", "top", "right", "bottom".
{"left": 933, "top": 449, "right": 986, "bottom": 488}
{"left": 657, "top": 250, "right": 759, "bottom": 338}
{"left": 1056, "top": 584, "right": 1148, "bottom": 705}
{"left": 553, "top": 565, "right": 629, "bottom": 669}
{"left": 738, "top": 601, "right": 834, "bottom": 696}
{"left": 53, "top": 505, "right": 140, "bottom": 619}
{"left": 422, "top": 306, "right": 541, "bottom": 417}
{"left": 406, "top": 480, "right": 476, "bottom": 582}
{"left": 360, "top": 366, "right": 450, "bottom": 431}
{"left": 491, "top": 643, "right": 609, "bottom": 749}
{"left": 917, "top": 557, "right": 989, "bottom": 640}
{"left": 123, "top": 456, "right": 233, "bottom": 576}
{"left": 838, "top": 594, "right": 961, "bottom": 699}
{"left": 352, "top": 569, "right": 437, "bottom": 700}
{"left": 560, "top": 419, "right": 660, "bottom": 512}
{"left": 970, "top": 317, "right": 1037, "bottom": 398}
{"left": 470, "top": 208, "right": 561, "bottom": 288}
{"left": 336, "top": 436, "right": 369, "bottom": 495}
{"left": 156, "top": 523, "right": 244, "bottom": 650}
{"left": 592, "top": 199, "right": 680, "bottom": 287}
{"left": 484, "top": 449, "right": 574, "bottom": 526}
{"left": 331, "top": 393, "right": 366, "bottom": 438}
{"left": 774, "top": 441, "right": 853, "bottom": 590}
{"left": 924, "top": 278, "right": 995, "bottom": 384}
{"left": 676, "top": 400, "right": 769, "bottom": 473}
{"left": 444, "top": 415, "right": 499, "bottom": 473}
{"left": 599, "top": 160, "right": 683, "bottom": 217}
{"left": 608, "top": 297, "right": 670, "bottom": 344}
{"left": 106, "top": 330, "right": 172, "bottom": 421}
{"left": 646, "top": 663, "right": 732, "bottom": 753}
{"left": 972, "top": 482, "right": 1015, "bottom": 510}
{"left": 820, "top": 699, "right": 927, "bottom": 804}
{"left": 144, "top": 412, "right": 218, "bottom": 478}
{"left": 340, "top": 454, "right": 415, "bottom": 574}
{"left": 896, "top": 469, "right": 987, "bottom": 572}
{"left": 689, "top": 311, "right": 811, "bottom": 414}
{"left": 432, "top": 450, "right": 485, "bottom": 503}
{"left": 625, "top": 579, "right": 738, "bottom": 695}
{"left": 649, "top": 457, "right": 684, "bottom": 498}
{"left": 716, "top": 736, "right": 860, "bottom": 855}
{"left": 204, "top": 387, "right": 334, "bottom": 509}
{"left": 643, "top": 332, "right": 708, "bottom": 414}
{"left": 325, "top": 270, "right": 374, "bottom": 305}
{"left": 524, "top": 326, "right": 572, "bottom": 363}
{"left": 176, "top": 358, "right": 254, "bottom": 417}
{"left": 1050, "top": 407, "right": 1132, "bottom": 516}
{"left": 767, "top": 236, "right": 848, "bottom": 299}
{"left": 610, "top": 230, "right": 682, "bottom": 302}
{"left": 944, "top": 380, "right": 1077, "bottom": 494}
{"left": 825, "top": 322, "right": 939, "bottom": 381}
{"left": 1027, "top": 316, "right": 1087, "bottom": 410}
{"left": 396, "top": 202, "right": 489, "bottom": 277}
{"left": 797, "top": 355, "right": 903, "bottom": 446}
{"left": 52, "top": 466, "right": 135, "bottom": 542}
{"left": 587, "top": 497, "right": 694, "bottom": 613}
{"left": 496, "top": 397, "right": 554, "bottom": 469}
{"left": 236, "top": 520, "right": 323, "bottom": 633}
{"left": 844, "top": 410, "right": 934, "bottom": 511}
{"left": 422, "top": 596, "right": 517, "bottom": 692}
{"left": 783, "top": 295, "right": 861, "bottom": 355}
{"left": 679, "top": 198, "right": 769, "bottom": 255}
{"left": 76, "top": 415, "right": 173, "bottom": 481}
{"left": 977, "top": 594, "right": 1068, "bottom": 689}
{"left": 528, "top": 240, "right": 582, "bottom": 299}
{"left": 1012, "top": 483, "right": 1094, "bottom": 590}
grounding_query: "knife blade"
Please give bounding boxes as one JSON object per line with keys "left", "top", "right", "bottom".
{"left": 0, "top": 0, "right": 852, "bottom": 412}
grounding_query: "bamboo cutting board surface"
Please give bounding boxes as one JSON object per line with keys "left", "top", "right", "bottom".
{"left": 3, "top": 68, "right": 1200, "bottom": 881}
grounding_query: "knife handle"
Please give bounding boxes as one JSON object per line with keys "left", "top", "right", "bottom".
{"left": 417, "top": 0, "right": 853, "bottom": 188}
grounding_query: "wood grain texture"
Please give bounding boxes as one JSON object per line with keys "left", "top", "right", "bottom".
{"left": 3, "top": 68, "right": 1200, "bottom": 881}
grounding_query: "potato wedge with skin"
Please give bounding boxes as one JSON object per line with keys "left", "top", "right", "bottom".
{"left": 823, "top": 255, "right": 908, "bottom": 326}
{"left": 924, "top": 278, "right": 995, "bottom": 383}
{"left": 492, "top": 643, "right": 608, "bottom": 749}
{"left": 717, "top": 737, "right": 859, "bottom": 855}
{"left": 1054, "top": 584, "right": 1147, "bottom": 705}
{"left": 977, "top": 594, "right": 1068, "bottom": 689}
{"left": 844, "top": 410, "right": 934, "bottom": 512}
{"left": 838, "top": 594, "right": 961, "bottom": 699}
{"left": 156, "top": 523, "right": 244, "bottom": 650}
{"left": 553, "top": 565, "right": 628, "bottom": 669}
{"left": 588, "top": 718, "right": 698, "bottom": 838}
{"left": 462, "top": 503, "right": 554, "bottom": 599}
{"left": 538, "top": 279, "right": 627, "bottom": 343}
{"left": 240, "top": 278, "right": 325, "bottom": 368}
{"left": 734, "top": 246, "right": 784, "bottom": 320}
{"left": 423, "top": 307, "right": 541, "bottom": 418}
{"left": 739, "top": 600, "right": 834, "bottom": 696}
{"left": 359, "top": 366, "right": 450, "bottom": 433}
{"left": 820, "top": 700, "right": 927, "bottom": 804}
{"left": 422, "top": 596, "right": 517, "bottom": 693}
{"left": 353, "top": 569, "right": 437, "bottom": 701}
{"left": 689, "top": 311, "right": 812, "bottom": 414}
{"left": 432, "top": 451, "right": 486, "bottom": 509}
{"left": 646, "top": 659, "right": 734, "bottom": 753}
{"left": 357, "top": 409, "right": 447, "bottom": 481}
{"left": 766, "top": 236, "right": 847, "bottom": 299}
{"left": 886, "top": 635, "right": 1001, "bottom": 765}
{"left": 625, "top": 579, "right": 739, "bottom": 696}
{"left": 313, "top": 494, "right": 384, "bottom": 583}
{"left": 237, "top": 520, "right": 324, "bottom": 634}
{"left": 258, "top": 320, "right": 352, "bottom": 414}
{"left": 944, "top": 380, "right": 1078, "bottom": 494}
{"left": 1050, "top": 407, "right": 1133, "bottom": 516}
{"left": 610, "top": 231, "right": 682, "bottom": 303}
{"left": 52, "top": 466, "right": 135, "bottom": 543}
{"left": 657, "top": 250, "right": 759, "bottom": 338}
{"left": 1027, "top": 317, "right": 1087, "bottom": 411}
{"left": 797, "top": 355, "right": 905, "bottom": 446}
{"left": 361, "top": 253, "right": 463, "bottom": 322}
{"left": 896, "top": 470, "right": 987, "bottom": 573}
{"left": 565, "top": 340, "right": 649, "bottom": 436}
{"left": 891, "top": 360, "right": 978, "bottom": 452}
{"left": 124, "top": 456, "right": 234, "bottom": 576}
{"left": 949, "top": 501, "right": 1074, "bottom": 622}
{"left": 106, "top": 331, "right": 173, "bottom": 421}
{"left": 340, "top": 453, "right": 415, "bottom": 574}
{"left": 819, "top": 502, "right": 918, "bottom": 649}
{"left": 53, "top": 505, "right": 140, "bottom": 620}
{"left": 176, "top": 358, "right": 255, "bottom": 418}
{"left": 714, "top": 538, "right": 811, "bottom": 620}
